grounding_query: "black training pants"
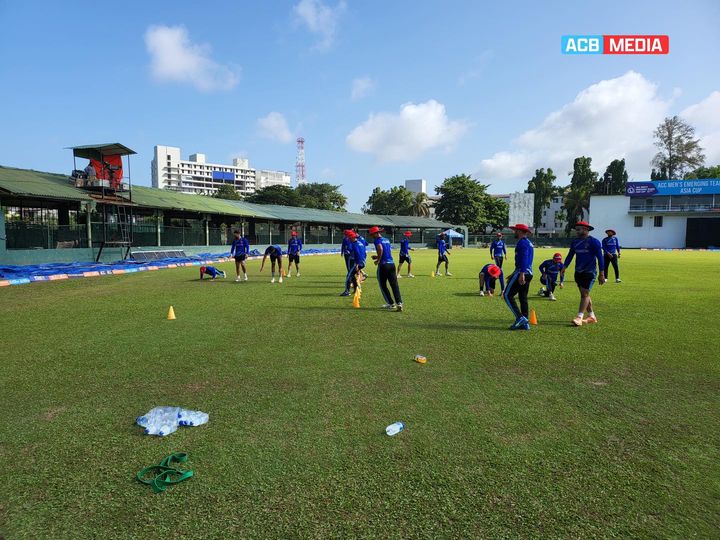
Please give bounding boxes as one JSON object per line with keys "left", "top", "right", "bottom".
{"left": 377, "top": 262, "right": 402, "bottom": 305}
{"left": 503, "top": 271, "right": 533, "bottom": 319}
{"left": 604, "top": 254, "right": 619, "bottom": 279}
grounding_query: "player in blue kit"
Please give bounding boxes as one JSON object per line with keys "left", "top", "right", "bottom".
{"left": 602, "top": 229, "right": 622, "bottom": 283}
{"left": 561, "top": 221, "right": 606, "bottom": 326}
{"left": 537, "top": 252, "right": 565, "bottom": 301}
{"left": 230, "top": 229, "right": 249, "bottom": 282}
{"left": 341, "top": 230, "right": 354, "bottom": 272}
{"left": 502, "top": 224, "right": 534, "bottom": 330}
{"left": 489, "top": 232, "right": 507, "bottom": 268}
{"left": 199, "top": 266, "right": 226, "bottom": 280}
{"left": 434, "top": 233, "right": 452, "bottom": 276}
{"left": 478, "top": 263, "right": 504, "bottom": 297}
{"left": 286, "top": 230, "right": 303, "bottom": 277}
{"left": 340, "top": 231, "right": 366, "bottom": 297}
{"left": 396, "top": 231, "right": 415, "bottom": 278}
{"left": 370, "top": 226, "right": 403, "bottom": 311}
{"left": 260, "top": 244, "right": 284, "bottom": 284}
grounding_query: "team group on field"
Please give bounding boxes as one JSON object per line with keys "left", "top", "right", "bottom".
{"left": 199, "top": 221, "right": 622, "bottom": 328}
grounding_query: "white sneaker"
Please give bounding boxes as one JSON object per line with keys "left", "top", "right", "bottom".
{"left": 396, "top": 303, "right": 404, "bottom": 312}
{"left": 435, "top": 272, "right": 442, "bottom": 277}
{"left": 407, "top": 274, "right": 415, "bottom": 278}
{"left": 279, "top": 277, "right": 283, "bottom": 283}
{"left": 538, "top": 288, "right": 545, "bottom": 296}
{"left": 381, "top": 304, "right": 394, "bottom": 309}
{"left": 296, "top": 273, "right": 300, "bottom": 277}
{"left": 235, "top": 276, "right": 241, "bottom": 282}
{"left": 286, "top": 273, "right": 291, "bottom": 278}
{"left": 549, "top": 294, "right": 556, "bottom": 301}
{"left": 244, "top": 275, "right": 248, "bottom": 281}
{"left": 479, "top": 291, "right": 485, "bottom": 297}
{"left": 616, "top": 278, "right": 621, "bottom": 283}
{"left": 445, "top": 272, "right": 453, "bottom": 276}
{"left": 271, "top": 278, "right": 276, "bottom": 283}
{"left": 397, "top": 274, "right": 403, "bottom": 279}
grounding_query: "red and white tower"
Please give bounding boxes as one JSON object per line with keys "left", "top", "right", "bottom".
{"left": 295, "top": 137, "right": 306, "bottom": 185}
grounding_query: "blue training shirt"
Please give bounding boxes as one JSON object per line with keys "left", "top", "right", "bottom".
{"left": 288, "top": 238, "right": 303, "bottom": 255}
{"left": 351, "top": 240, "right": 367, "bottom": 267}
{"left": 358, "top": 236, "right": 368, "bottom": 247}
{"left": 490, "top": 239, "right": 507, "bottom": 258}
{"left": 514, "top": 237, "right": 534, "bottom": 274}
{"left": 601, "top": 236, "right": 621, "bottom": 255}
{"left": 230, "top": 238, "right": 245, "bottom": 256}
{"left": 341, "top": 237, "right": 352, "bottom": 255}
{"left": 539, "top": 259, "right": 565, "bottom": 283}
{"left": 374, "top": 236, "right": 394, "bottom": 264}
{"left": 480, "top": 263, "right": 505, "bottom": 290}
{"left": 265, "top": 245, "right": 282, "bottom": 257}
{"left": 400, "top": 238, "right": 410, "bottom": 256}
{"left": 438, "top": 239, "right": 447, "bottom": 255}
{"left": 564, "top": 236, "right": 604, "bottom": 274}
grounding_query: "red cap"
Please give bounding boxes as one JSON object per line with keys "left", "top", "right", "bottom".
{"left": 510, "top": 223, "right": 531, "bottom": 233}
{"left": 553, "top": 252, "right": 562, "bottom": 261}
{"left": 368, "top": 226, "right": 384, "bottom": 235}
{"left": 575, "top": 221, "right": 594, "bottom": 231}
{"left": 496, "top": 232, "right": 503, "bottom": 236}
{"left": 487, "top": 264, "right": 501, "bottom": 278}
{"left": 291, "top": 231, "right": 298, "bottom": 236}
{"left": 343, "top": 229, "right": 353, "bottom": 236}
{"left": 605, "top": 229, "right": 616, "bottom": 235}
{"left": 347, "top": 230, "right": 358, "bottom": 239}
{"left": 403, "top": 231, "right": 413, "bottom": 237}
{"left": 200, "top": 266, "right": 207, "bottom": 273}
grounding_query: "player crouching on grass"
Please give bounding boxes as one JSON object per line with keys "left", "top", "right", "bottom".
{"left": 479, "top": 263, "right": 504, "bottom": 297}
{"left": 538, "top": 252, "right": 565, "bottom": 301}
{"left": 561, "top": 221, "right": 605, "bottom": 326}
{"left": 287, "top": 230, "right": 303, "bottom": 277}
{"left": 397, "top": 231, "right": 415, "bottom": 278}
{"left": 199, "top": 266, "right": 226, "bottom": 280}
{"left": 260, "top": 244, "right": 284, "bottom": 283}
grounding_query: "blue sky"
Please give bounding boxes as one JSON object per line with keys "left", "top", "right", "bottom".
{"left": 1, "top": 0, "right": 719, "bottom": 211}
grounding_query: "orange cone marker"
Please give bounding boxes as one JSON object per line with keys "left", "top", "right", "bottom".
{"left": 167, "top": 306, "right": 176, "bottom": 320}
{"left": 529, "top": 308, "right": 538, "bottom": 325}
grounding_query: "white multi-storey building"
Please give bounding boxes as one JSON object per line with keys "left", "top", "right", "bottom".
{"left": 151, "top": 145, "right": 291, "bottom": 196}
{"left": 536, "top": 195, "right": 568, "bottom": 234}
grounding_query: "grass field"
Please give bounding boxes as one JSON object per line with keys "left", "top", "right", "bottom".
{"left": 1, "top": 248, "right": 719, "bottom": 538}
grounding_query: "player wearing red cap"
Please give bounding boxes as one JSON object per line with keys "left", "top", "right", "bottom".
{"left": 602, "top": 229, "right": 621, "bottom": 283}
{"left": 287, "top": 230, "right": 303, "bottom": 277}
{"left": 369, "top": 226, "right": 403, "bottom": 311}
{"left": 537, "top": 252, "right": 565, "bottom": 301}
{"left": 478, "top": 263, "right": 504, "bottom": 296}
{"left": 561, "top": 221, "right": 606, "bottom": 326}
{"left": 503, "top": 224, "right": 534, "bottom": 330}
{"left": 397, "top": 231, "right": 415, "bottom": 278}
{"left": 199, "top": 265, "right": 226, "bottom": 280}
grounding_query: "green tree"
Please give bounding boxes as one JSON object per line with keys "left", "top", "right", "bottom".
{"left": 684, "top": 164, "right": 720, "bottom": 179}
{"left": 245, "top": 185, "right": 302, "bottom": 206}
{"left": 652, "top": 116, "right": 705, "bottom": 179}
{"left": 296, "top": 182, "right": 347, "bottom": 211}
{"left": 526, "top": 168, "right": 557, "bottom": 227}
{"left": 412, "top": 192, "right": 430, "bottom": 217}
{"left": 434, "top": 174, "right": 490, "bottom": 233}
{"left": 562, "top": 156, "right": 597, "bottom": 232}
{"left": 651, "top": 166, "right": 668, "bottom": 181}
{"left": 597, "top": 159, "right": 629, "bottom": 195}
{"left": 362, "top": 186, "right": 415, "bottom": 215}
{"left": 482, "top": 196, "right": 509, "bottom": 232}
{"left": 213, "top": 184, "right": 243, "bottom": 200}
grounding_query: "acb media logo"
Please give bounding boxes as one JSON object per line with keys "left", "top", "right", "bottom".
{"left": 562, "top": 35, "right": 669, "bottom": 55}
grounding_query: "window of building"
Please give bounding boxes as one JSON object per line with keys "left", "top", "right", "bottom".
{"left": 634, "top": 216, "right": 643, "bottom": 227}
{"left": 654, "top": 216, "right": 663, "bottom": 227}
{"left": 166, "top": 155, "right": 171, "bottom": 160}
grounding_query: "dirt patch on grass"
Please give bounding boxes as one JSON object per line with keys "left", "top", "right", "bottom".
{"left": 183, "top": 380, "right": 209, "bottom": 393}
{"left": 588, "top": 380, "right": 608, "bottom": 387}
{"left": 41, "top": 406, "right": 67, "bottom": 421}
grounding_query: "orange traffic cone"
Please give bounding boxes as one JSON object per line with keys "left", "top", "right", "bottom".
{"left": 352, "top": 290, "right": 361, "bottom": 308}
{"left": 529, "top": 308, "right": 538, "bottom": 325}
{"left": 167, "top": 306, "right": 176, "bottom": 320}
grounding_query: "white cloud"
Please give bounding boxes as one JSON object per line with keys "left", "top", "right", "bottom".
{"left": 681, "top": 91, "right": 720, "bottom": 165}
{"left": 476, "top": 71, "right": 671, "bottom": 185}
{"left": 351, "top": 77, "right": 376, "bottom": 101}
{"left": 257, "top": 112, "right": 293, "bottom": 143}
{"left": 346, "top": 100, "right": 468, "bottom": 162}
{"left": 293, "top": 0, "right": 346, "bottom": 50}
{"left": 144, "top": 25, "right": 239, "bottom": 92}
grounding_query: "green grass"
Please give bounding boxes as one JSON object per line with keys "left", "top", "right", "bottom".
{"left": 1, "top": 249, "right": 719, "bottom": 538}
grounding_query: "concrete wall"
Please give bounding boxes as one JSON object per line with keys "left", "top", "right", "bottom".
{"left": 589, "top": 195, "right": 687, "bottom": 248}
{"left": 509, "top": 192, "right": 534, "bottom": 227}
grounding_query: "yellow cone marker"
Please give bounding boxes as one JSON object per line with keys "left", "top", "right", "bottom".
{"left": 167, "top": 306, "right": 176, "bottom": 320}
{"left": 431, "top": 271, "right": 435, "bottom": 278}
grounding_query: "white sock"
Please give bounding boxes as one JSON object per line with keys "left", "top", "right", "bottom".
{"left": 588, "top": 311, "right": 595, "bottom": 318}
{"left": 577, "top": 312, "right": 584, "bottom": 319}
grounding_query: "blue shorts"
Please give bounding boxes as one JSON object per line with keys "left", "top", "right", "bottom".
{"left": 575, "top": 271, "right": 596, "bottom": 290}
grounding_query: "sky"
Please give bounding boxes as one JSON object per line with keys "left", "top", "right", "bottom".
{"left": 1, "top": 0, "right": 719, "bottom": 211}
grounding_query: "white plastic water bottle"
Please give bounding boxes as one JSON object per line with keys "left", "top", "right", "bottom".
{"left": 385, "top": 422, "right": 405, "bottom": 436}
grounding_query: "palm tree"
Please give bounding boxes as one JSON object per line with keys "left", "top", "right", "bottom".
{"left": 562, "top": 188, "right": 590, "bottom": 233}
{"left": 412, "top": 192, "right": 430, "bottom": 217}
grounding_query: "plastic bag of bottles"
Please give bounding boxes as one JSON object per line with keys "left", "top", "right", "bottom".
{"left": 136, "top": 406, "right": 209, "bottom": 437}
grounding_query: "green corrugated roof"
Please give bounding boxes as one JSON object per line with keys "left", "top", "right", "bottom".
{"left": 0, "top": 166, "right": 460, "bottom": 229}
{"left": 0, "top": 166, "right": 91, "bottom": 201}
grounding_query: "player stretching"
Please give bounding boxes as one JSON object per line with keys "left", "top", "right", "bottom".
{"left": 260, "top": 244, "right": 284, "bottom": 283}
{"left": 538, "top": 252, "right": 564, "bottom": 301}
{"left": 502, "top": 224, "right": 534, "bottom": 330}
{"left": 479, "top": 263, "right": 504, "bottom": 297}
{"left": 230, "top": 230, "right": 248, "bottom": 282}
{"left": 602, "top": 229, "right": 621, "bottom": 283}
{"left": 435, "top": 233, "right": 452, "bottom": 276}
{"left": 397, "top": 231, "right": 415, "bottom": 278}
{"left": 489, "top": 232, "right": 507, "bottom": 268}
{"left": 561, "top": 221, "right": 606, "bottom": 326}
